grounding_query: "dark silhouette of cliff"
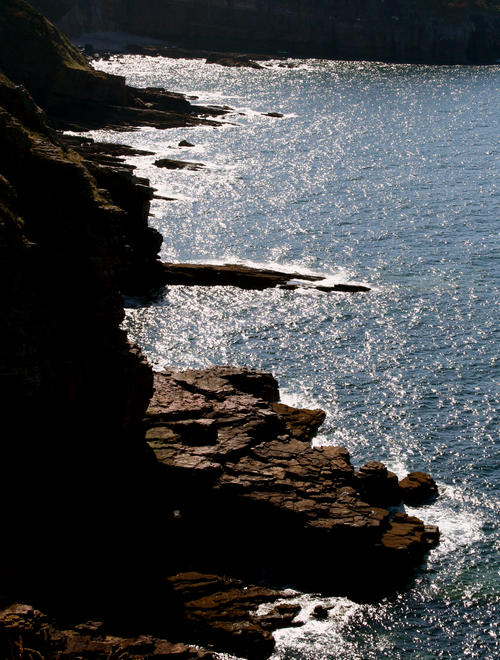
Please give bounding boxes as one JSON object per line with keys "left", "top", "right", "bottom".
{"left": 1, "top": 2, "right": 441, "bottom": 658}
{"left": 33, "top": 0, "right": 500, "bottom": 64}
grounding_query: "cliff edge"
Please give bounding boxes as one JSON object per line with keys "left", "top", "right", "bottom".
{"left": 1, "top": 3, "right": 441, "bottom": 658}
{"left": 33, "top": 0, "right": 500, "bottom": 64}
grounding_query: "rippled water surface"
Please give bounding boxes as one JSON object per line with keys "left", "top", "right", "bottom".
{"left": 92, "top": 56, "right": 499, "bottom": 658}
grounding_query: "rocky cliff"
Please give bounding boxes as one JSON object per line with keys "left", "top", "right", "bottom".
{"left": 33, "top": 0, "right": 500, "bottom": 64}
{"left": 1, "top": 2, "right": 441, "bottom": 658}
{"left": 0, "top": 0, "right": 225, "bottom": 130}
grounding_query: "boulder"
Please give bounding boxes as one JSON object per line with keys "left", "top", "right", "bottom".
{"left": 354, "top": 461, "right": 401, "bottom": 506}
{"left": 399, "top": 471, "right": 438, "bottom": 505}
{"left": 154, "top": 158, "right": 206, "bottom": 171}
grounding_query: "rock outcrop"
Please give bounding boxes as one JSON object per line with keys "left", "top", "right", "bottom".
{"left": 1, "top": 578, "right": 302, "bottom": 659}
{"left": 145, "top": 367, "right": 439, "bottom": 597}
{"left": 399, "top": 470, "right": 439, "bottom": 504}
{"left": 33, "top": 0, "right": 500, "bottom": 64}
{"left": 0, "top": 0, "right": 226, "bottom": 131}
{"left": 1, "top": 4, "right": 440, "bottom": 658}
{"left": 161, "top": 262, "right": 371, "bottom": 292}
{"left": 0, "top": 67, "right": 165, "bottom": 620}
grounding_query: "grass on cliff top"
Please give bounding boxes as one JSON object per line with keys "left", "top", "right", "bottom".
{"left": 0, "top": 0, "right": 92, "bottom": 88}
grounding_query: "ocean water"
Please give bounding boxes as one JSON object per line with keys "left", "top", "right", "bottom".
{"left": 91, "top": 56, "right": 499, "bottom": 658}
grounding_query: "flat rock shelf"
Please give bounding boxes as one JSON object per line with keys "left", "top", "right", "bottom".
{"left": 161, "top": 262, "right": 371, "bottom": 292}
{"left": 145, "top": 366, "right": 439, "bottom": 598}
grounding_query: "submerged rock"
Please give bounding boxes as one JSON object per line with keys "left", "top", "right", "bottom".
{"left": 206, "top": 52, "right": 263, "bottom": 69}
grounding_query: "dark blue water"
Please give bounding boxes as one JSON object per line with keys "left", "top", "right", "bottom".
{"left": 91, "top": 56, "right": 499, "bottom": 658}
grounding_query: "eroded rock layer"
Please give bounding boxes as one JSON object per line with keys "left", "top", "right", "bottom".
{"left": 146, "top": 367, "right": 439, "bottom": 597}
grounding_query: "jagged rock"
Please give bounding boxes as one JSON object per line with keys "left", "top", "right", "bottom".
{"left": 0, "top": 604, "right": 214, "bottom": 659}
{"left": 160, "top": 262, "right": 371, "bottom": 292}
{"left": 258, "top": 603, "right": 302, "bottom": 630}
{"left": 354, "top": 461, "right": 401, "bottom": 506}
{"left": 179, "top": 139, "right": 195, "bottom": 147}
{"left": 380, "top": 513, "right": 440, "bottom": 560}
{"left": 154, "top": 158, "right": 206, "bottom": 171}
{"left": 206, "top": 52, "right": 263, "bottom": 69}
{"left": 311, "top": 605, "right": 329, "bottom": 620}
{"left": 315, "top": 283, "right": 371, "bottom": 293}
{"left": 168, "top": 572, "right": 299, "bottom": 658}
{"left": 270, "top": 402, "right": 325, "bottom": 440}
{"left": 399, "top": 471, "right": 438, "bottom": 505}
{"left": 145, "top": 367, "right": 439, "bottom": 596}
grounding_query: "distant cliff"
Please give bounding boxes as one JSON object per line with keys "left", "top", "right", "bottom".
{"left": 32, "top": 0, "right": 500, "bottom": 64}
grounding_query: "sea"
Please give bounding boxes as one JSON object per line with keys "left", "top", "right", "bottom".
{"left": 88, "top": 55, "right": 499, "bottom": 658}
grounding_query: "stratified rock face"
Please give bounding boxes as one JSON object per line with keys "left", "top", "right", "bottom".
{"left": 34, "top": 0, "right": 500, "bottom": 64}
{"left": 399, "top": 470, "right": 439, "bottom": 504}
{"left": 0, "top": 72, "right": 166, "bottom": 618}
{"left": 0, "top": 580, "right": 302, "bottom": 659}
{"left": 145, "top": 367, "right": 439, "bottom": 597}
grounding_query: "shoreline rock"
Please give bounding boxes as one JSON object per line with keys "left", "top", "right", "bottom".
{"left": 161, "top": 262, "right": 371, "bottom": 292}
{"left": 155, "top": 157, "right": 206, "bottom": 171}
{"left": 145, "top": 366, "right": 439, "bottom": 597}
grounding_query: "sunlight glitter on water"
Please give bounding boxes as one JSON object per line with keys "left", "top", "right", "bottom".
{"left": 104, "top": 55, "right": 500, "bottom": 658}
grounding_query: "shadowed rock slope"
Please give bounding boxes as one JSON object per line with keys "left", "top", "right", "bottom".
{"left": 1, "top": 4, "right": 440, "bottom": 658}
{"left": 0, "top": 0, "right": 225, "bottom": 130}
{"left": 34, "top": 0, "right": 500, "bottom": 64}
{"left": 0, "top": 68, "right": 299, "bottom": 660}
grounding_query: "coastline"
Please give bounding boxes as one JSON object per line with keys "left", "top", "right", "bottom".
{"left": 1, "top": 2, "right": 443, "bottom": 658}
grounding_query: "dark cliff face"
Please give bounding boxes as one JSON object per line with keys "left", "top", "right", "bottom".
{"left": 0, "top": 0, "right": 130, "bottom": 120}
{"left": 0, "top": 7, "right": 168, "bottom": 616}
{"left": 0, "top": 71, "right": 164, "bottom": 618}
{"left": 33, "top": 0, "right": 500, "bottom": 64}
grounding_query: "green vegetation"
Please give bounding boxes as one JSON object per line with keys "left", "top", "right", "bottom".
{"left": 0, "top": 0, "right": 91, "bottom": 99}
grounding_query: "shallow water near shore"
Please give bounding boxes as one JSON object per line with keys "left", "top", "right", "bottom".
{"left": 91, "top": 56, "right": 499, "bottom": 658}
